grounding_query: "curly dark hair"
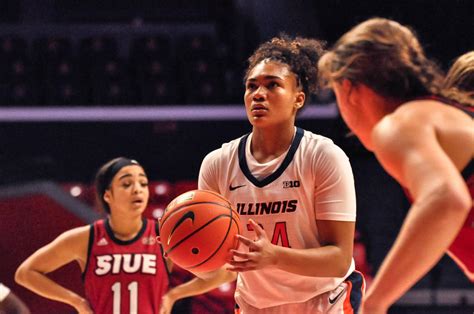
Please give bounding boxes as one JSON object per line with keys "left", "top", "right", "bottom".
{"left": 244, "top": 34, "right": 326, "bottom": 102}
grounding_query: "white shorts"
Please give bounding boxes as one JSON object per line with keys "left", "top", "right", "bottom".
{"left": 235, "top": 271, "right": 365, "bottom": 314}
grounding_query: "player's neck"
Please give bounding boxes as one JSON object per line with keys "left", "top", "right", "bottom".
{"left": 108, "top": 215, "right": 144, "bottom": 241}
{"left": 251, "top": 125, "right": 295, "bottom": 163}
{"left": 367, "top": 91, "right": 401, "bottom": 124}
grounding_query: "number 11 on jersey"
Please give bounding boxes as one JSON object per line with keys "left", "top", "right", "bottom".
{"left": 111, "top": 281, "right": 138, "bottom": 314}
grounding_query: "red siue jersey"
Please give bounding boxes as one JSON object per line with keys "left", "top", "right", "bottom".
{"left": 405, "top": 97, "right": 474, "bottom": 281}
{"left": 83, "top": 218, "right": 169, "bottom": 314}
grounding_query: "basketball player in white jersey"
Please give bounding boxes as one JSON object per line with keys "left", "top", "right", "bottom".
{"left": 198, "top": 35, "right": 365, "bottom": 313}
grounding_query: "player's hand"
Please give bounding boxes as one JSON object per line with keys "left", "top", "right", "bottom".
{"left": 74, "top": 297, "right": 93, "bottom": 314}
{"left": 159, "top": 292, "right": 176, "bottom": 314}
{"left": 227, "top": 219, "right": 276, "bottom": 272}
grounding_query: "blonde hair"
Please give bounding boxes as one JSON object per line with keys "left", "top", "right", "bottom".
{"left": 442, "top": 51, "right": 474, "bottom": 106}
{"left": 318, "top": 18, "right": 444, "bottom": 101}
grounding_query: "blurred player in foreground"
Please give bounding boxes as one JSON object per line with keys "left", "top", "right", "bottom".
{"left": 319, "top": 18, "right": 473, "bottom": 313}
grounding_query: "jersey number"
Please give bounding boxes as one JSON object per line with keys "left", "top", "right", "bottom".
{"left": 111, "top": 281, "right": 138, "bottom": 314}
{"left": 247, "top": 221, "right": 291, "bottom": 247}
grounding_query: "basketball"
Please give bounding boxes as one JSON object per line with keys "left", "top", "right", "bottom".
{"left": 159, "top": 189, "right": 241, "bottom": 273}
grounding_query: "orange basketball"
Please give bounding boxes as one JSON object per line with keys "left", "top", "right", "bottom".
{"left": 159, "top": 189, "right": 241, "bottom": 273}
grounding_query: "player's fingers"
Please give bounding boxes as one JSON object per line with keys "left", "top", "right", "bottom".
{"left": 229, "top": 258, "right": 250, "bottom": 266}
{"left": 227, "top": 264, "right": 256, "bottom": 272}
{"left": 230, "top": 249, "right": 249, "bottom": 259}
{"left": 229, "top": 254, "right": 255, "bottom": 267}
{"left": 248, "top": 219, "right": 265, "bottom": 237}
{"left": 231, "top": 250, "right": 259, "bottom": 261}
{"left": 236, "top": 234, "right": 253, "bottom": 246}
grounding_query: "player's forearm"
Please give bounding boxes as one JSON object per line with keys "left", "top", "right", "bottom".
{"left": 364, "top": 188, "right": 470, "bottom": 309}
{"left": 15, "top": 268, "right": 85, "bottom": 309}
{"left": 273, "top": 244, "right": 352, "bottom": 277}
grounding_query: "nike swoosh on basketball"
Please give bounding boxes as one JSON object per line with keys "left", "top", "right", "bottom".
{"left": 229, "top": 184, "right": 246, "bottom": 191}
{"left": 167, "top": 211, "right": 195, "bottom": 245}
{"left": 328, "top": 287, "right": 346, "bottom": 304}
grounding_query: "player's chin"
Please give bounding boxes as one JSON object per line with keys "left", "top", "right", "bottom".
{"left": 251, "top": 112, "right": 268, "bottom": 119}
{"left": 130, "top": 203, "right": 147, "bottom": 213}
{"left": 248, "top": 115, "right": 270, "bottom": 126}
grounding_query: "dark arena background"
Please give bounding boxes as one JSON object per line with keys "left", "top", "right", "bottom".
{"left": 0, "top": 1, "right": 473, "bottom": 313}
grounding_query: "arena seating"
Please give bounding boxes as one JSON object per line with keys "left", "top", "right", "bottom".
{"left": 0, "top": 31, "right": 236, "bottom": 106}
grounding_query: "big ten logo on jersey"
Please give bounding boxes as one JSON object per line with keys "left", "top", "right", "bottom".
{"left": 95, "top": 254, "right": 157, "bottom": 276}
{"left": 283, "top": 180, "right": 300, "bottom": 188}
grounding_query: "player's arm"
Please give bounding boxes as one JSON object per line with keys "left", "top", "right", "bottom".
{"left": 15, "top": 226, "right": 92, "bottom": 312}
{"left": 362, "top": 114, "right": 472, "bottom": 312}
{"left": 198, "top": 149, "right": 221, "bottom": 193}
{"left": 285, "top": 219, "right": 355, "bottom": 277}
{"left": 160, "top": 268, "right": 236, "bottom": 314}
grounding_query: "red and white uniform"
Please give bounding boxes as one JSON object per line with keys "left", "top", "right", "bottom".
{"left": 83, "top": 219, "right": 169, "bottom": 314}
{"left": 199, "top": 127, "right": 361, "bottom": 311}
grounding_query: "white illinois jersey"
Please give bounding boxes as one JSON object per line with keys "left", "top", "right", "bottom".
{"left": 199, "top": 127, "right": 356, "bottom": 309}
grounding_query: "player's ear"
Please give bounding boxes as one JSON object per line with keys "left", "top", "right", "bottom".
{"left": 103, "top": 190, "right": 111, "bottom": 204}
{"left": 294, "top": 91, "right": 305, "bottom": 110}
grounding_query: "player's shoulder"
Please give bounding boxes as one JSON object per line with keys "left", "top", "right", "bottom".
{"left": 301, "top": 128, "right": 331, "bottom": 145}
{"left": 372, "top": 103, "right": 438, "bottom": 155}
{"left": 220, "top": 135, "right": 244, "bottom": 152}
{"left": 60, "top": 225, "right": 90, "bottom": 239}
{"left": 394, "top": 99, "right": 467, "bottom": 123}
{"left": 300, "top": 128, "right": 348, "bottom": 158}
{"left": 375, "top": 101, "right": 440, "bottom": 141}
{"left": 50, "top": 225, "right": 91, "bottom": 254}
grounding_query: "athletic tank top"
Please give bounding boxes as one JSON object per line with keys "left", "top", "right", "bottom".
{"left": 83, "top": 218, "right": 169, "bottom": 314}
{"left": 199, "top": 128, "right": 356, "bottom": 308}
